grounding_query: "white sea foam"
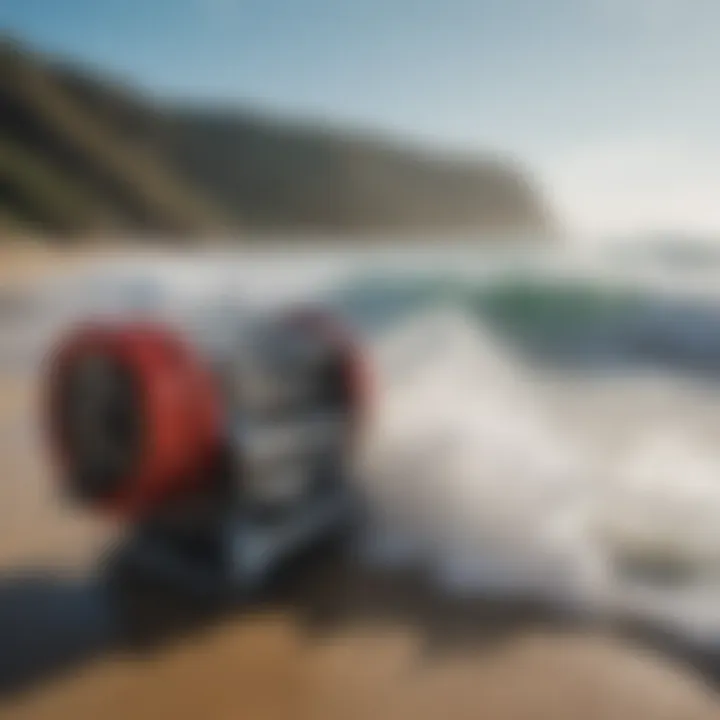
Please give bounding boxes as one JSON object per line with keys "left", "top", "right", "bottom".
{"left": 353, "top": 306, "right": 602, "bottom": 604}
{"left": 349, "top": 300, "right": 720, "bottom": 641}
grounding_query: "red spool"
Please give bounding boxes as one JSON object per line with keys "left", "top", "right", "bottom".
{"left": 45, "top": 321, "right": 223, "bottom": 517}
{"left": 280, "top": 306, "right": 372, "bottom": 432}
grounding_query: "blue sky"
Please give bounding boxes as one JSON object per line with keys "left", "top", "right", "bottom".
{"left": 2, "top": 0, "right": 720, "bottom": 238}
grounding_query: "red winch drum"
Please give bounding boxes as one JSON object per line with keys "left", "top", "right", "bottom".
{"left": 277, "top": 307, "right": 371, "bottom": 434}
{"left": 45, "top": 321, "right": 223, "bottom": 517}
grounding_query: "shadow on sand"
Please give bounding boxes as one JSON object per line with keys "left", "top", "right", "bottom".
{"left": 0, "top": 540, "right": 719, "bottom": 703}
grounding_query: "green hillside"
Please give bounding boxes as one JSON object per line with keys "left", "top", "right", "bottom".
{"left": 0, "top": 36, "right": 554, "bottom": 240}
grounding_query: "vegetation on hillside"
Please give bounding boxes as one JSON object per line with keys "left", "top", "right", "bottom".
{"left": 0, "top": 36, "right": 554, "bottom": 240}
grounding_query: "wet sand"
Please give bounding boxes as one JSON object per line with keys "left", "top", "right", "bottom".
{"left": 1, "top": 248, "right": 720, "bottom": 719}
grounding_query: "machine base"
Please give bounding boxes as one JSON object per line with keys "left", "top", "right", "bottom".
{"left": 104, "top": 483, "right": 360, "bottom": 605}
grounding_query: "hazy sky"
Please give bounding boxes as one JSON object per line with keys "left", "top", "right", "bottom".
{"left": 2, "top": 0, "right": 719, "bottom": 239}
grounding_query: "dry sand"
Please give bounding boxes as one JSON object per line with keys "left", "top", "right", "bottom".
{"left": 0, "top": 245, "right": 719, "bottom": 719}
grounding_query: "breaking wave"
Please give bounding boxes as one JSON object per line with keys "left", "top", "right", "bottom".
{"left": 331, "top": 268, "right": 720, "bottom": 644}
